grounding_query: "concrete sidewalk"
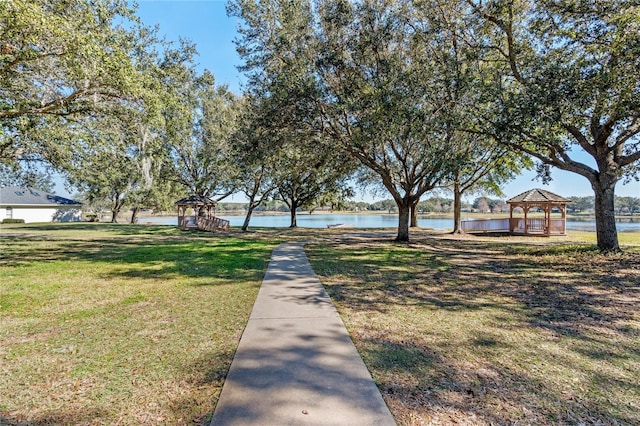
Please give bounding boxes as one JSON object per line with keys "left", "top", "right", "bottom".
{"left": 210, "top": 242, "right": 396, "bottom": 426}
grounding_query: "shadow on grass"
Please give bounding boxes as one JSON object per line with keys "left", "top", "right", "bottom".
{"left": 310, "top": 237, "right": 639, "bottom": 337}
{"left": 362, "top": 336, "right": 636, "bottom": 425}
{"left": 0, "top": 223, "right": 283, "bottom": 425}
{"left": 0, "top": 407, "right": 109, "bottom": 426}
{"left": 167, "top": 347, "right": 238, "bottom": 426}
{"left": 1, "top": 221, "right": 182, "bottom": 234}
{"left": 0, "top": 224, "right": 276, "bottom": 284}
{"left": 306, "top": 236, "right": 640, "bottom": 424}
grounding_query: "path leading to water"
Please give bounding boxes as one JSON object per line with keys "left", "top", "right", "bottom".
{"left": 210, "top": 242, "right": 396, "bottom": 425}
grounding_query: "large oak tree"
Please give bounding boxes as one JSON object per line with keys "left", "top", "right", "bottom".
{"left": 466, "top": 0, "right": 640, "bottom": 251}
{"left": 317, "top": 0, "right": 458, "bottom": 241}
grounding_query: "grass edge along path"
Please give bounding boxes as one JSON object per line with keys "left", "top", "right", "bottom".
{"left": 306, "top": 232, "right": 640, "bottom": 425}
{"left": 0, "top": 223, "right": 280, "bottom": 425}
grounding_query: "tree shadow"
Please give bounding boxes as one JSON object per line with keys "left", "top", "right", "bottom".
{"left": 167, "top": 347, "right": 237, "bottom": 425}
{"left": 206, "top": 319, "right": 394, "bottom": 425}
{"left": 0, "top": 226, "right": 276, "bottom": 283}
{"left": 0, "top": 407, "right": 109, "bottom": 426}
{"left": 305, "top": 236, "right": 640, "bottom": 424}
{"left": 1, "top": 222, "right": 178, "bottom": 235}
{"left": 310, "top": 236, "right": 639, "bottom": 338}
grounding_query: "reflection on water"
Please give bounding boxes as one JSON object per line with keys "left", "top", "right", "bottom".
{"left": 139, "top": 213, "right": 640, "bottom": 232}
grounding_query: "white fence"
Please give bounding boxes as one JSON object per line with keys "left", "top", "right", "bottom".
{"left": 460, "top": 218, "right": 510, "bottom": 233}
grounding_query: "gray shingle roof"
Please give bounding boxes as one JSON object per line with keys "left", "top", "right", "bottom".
{"left": 507, "top": 188, "right": 570, "bottom": 204}
{"left": 175, "top": 195, "right": 216, "bottom": 206}
{"left": 0, "top": 186, "right": 82, "bottom": 207}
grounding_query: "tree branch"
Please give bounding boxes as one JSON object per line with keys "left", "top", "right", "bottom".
{"left": 562, "top": 123, "right": 595, "bottom": 156}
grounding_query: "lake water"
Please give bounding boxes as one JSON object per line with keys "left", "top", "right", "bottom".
{"left": 139, "top": 213, "right": 640, "bottom": 232}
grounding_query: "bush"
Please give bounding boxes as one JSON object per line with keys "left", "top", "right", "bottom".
{"left": 84, "top": 213, "right": 99, "bottom": 222}
{"left": 2, "top": 218, "right": 25, "bottom": 224}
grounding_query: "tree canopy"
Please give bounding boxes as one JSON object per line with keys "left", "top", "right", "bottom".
{"left": 0, "top": 0, "right": 146, "bottom": 165}
{"left": 166, "top": 71, "right": 241, "bottom": 200}
{"left": 229, "top": 0, "right": 358, "bottom": 228}
{"left": 3, "top": 0, "right": 637, "bottom": 248}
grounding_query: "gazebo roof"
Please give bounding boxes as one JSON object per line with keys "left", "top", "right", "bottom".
{"left": 507, "top": 188, "right": 570, "bottom": 204}
{"left": 175, "top": 195, "right": 216, "bottom": 206}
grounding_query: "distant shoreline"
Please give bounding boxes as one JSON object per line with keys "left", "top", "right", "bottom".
{"left": 124, "top": 209, "right": 640, "bottom": 223}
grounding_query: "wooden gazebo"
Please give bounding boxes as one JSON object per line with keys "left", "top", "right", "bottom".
{"left": 176, "top": 195, "right": 229, "bottom": 232}
{"left": 507, "top": 189, "right": 570, "bottom": 236}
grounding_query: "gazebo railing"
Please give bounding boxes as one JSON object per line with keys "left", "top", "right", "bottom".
{"left": 549, "top": 218, "right": 566, "bottom": 234}
{"left": 461, "top": 217, "right": 567, "bottom": 235}
{"left": 197, "top": 216, "right": 230, "bottom": 232}
{"left": 178, "top": 216, "right": 198, "bottom": 229}
{"left": 178, "top": 215, "right": 230, "bottom": 231}
{"left": 176, "top": 195, "right": 229, "bottom": 232}
{"left": 510, "top": 218, "right": 566, "bottom": 235}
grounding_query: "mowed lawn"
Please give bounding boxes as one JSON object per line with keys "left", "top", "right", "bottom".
{"left": 2, "top": 223, "right": 639, "bottom": 425}
{"left": 0, "top": 223, "right": 278, "bottom": 425}
{"left": 306, "top": 231, "right": 640, "bottom": 425}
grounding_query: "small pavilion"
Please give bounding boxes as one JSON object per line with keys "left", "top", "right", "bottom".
{"left": 176, "top": 195, "right": 218, "bottom": 230}
{"left": 507, "top": 189, "right": 571, "bottom": 236}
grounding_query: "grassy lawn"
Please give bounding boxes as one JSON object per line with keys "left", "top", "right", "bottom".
{"left": 306, "top": 230, "right": 640, "bottom": 425}
{"left": 0, "top": 223, "right": 279, "bottom": 425}
{"left": 2, "top": 223, "right": 638, "bottom": 425}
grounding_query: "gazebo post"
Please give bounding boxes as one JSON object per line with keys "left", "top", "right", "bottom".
{"left": 545, "top": 204, "right": 550, "bottom": 236}
{"left": 509, "top": 204, "right": 514, "bottom": 234}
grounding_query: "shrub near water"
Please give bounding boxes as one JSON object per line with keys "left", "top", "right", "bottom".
{"left": 0, "top": 223, "right": 278, "bottom": 425}
{"left": 1, "top": 219, "right": 25, "bottom": 224}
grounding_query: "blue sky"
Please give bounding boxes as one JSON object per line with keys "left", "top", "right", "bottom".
{"left": 136, "top": 0, "right": 244, "bottom": 93}
{"left": 66, "top": 0, "right": 639, "bottom": 201}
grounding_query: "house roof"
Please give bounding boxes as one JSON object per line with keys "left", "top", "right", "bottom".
{"left": 507, "top": 188, "right": 571, "bottom": 204}
{"left": 0, "top": 186, "right": 82, "bottom": 207}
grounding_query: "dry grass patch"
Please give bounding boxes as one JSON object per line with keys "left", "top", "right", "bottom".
{"left": 306, "top": 233, "right": 640, "bottom": 425}
{"left": 0, "top": 223, "right": 279, "bottom": 425}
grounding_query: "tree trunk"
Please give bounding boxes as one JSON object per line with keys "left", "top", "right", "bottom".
{"left": 242, "top": 204, "right": 255, "bottom": 231}
{"left": 130, "top": 206, "right": 139, "bottom": 224}
{"left": 452, "top": 180, "right": 464, "bottom": 234}
{"left": 111, "top": 193, "right": 124, "bottom": 223}
{"left": 592, "top": 181, "right": 620, "bottom": 252}
{"left": 289, "top": 203, "right": 298, "bottom": 228}
{"left": 410, "top": 199, "right": 419, "bottom": 228}
{"left": 396, "top": 202, "right": 410, "bottom": 242}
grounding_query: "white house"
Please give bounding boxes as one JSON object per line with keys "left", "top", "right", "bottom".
{"left": 0, "top": 186, "right": 83, "bottom": 223}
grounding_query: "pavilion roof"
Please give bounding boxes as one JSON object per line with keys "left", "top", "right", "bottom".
{"left": 507, "top": 188, "right": 571, "bottom": 204}
{"left": 175, "top": 195, "right": 216, "bottom": 206}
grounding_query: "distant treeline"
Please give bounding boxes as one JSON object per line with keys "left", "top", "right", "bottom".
{"left": 215, "top": 196, "right": 640, "bottom": 215}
